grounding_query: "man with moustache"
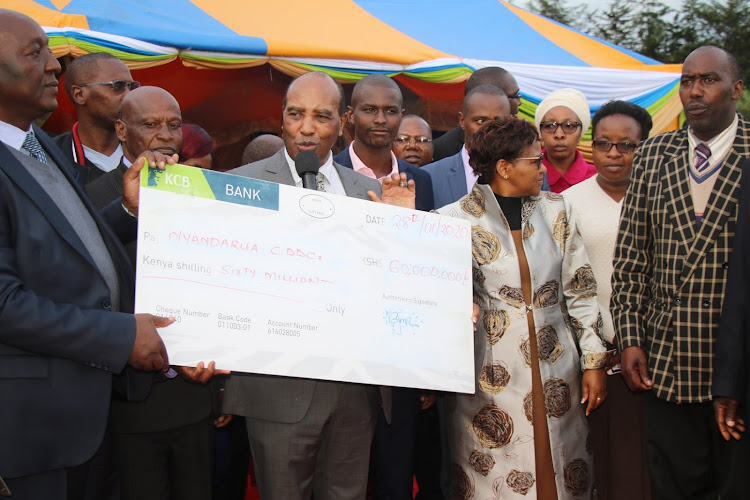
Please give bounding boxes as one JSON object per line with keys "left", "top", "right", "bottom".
{"left": 54, "top": 53, "right": 139, "bottom": 184}
{"left": 392, "top": 114, "right": 434, "bottom": 167}
{"left": 423, "top": 85, "right": 511, "bottom": 208}
{"left": 0, "top": 10, "right": 173, "bottom": 499}
{"left": 432, "top": 66, "right": 521, "bottom": 161}
{"left": 224, "top": 71, "right": 413, "bottom": 500}
{"left": 334, "top": 74, "right": 434, "bottom": 211}
{"left": 612, "top": 46, "right": 750, "bottom": 498}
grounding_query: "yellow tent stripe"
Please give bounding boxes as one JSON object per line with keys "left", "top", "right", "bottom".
{"left": 9, "top": 0, "right": 88, "bottom": 29}
{"left": 190, "top": 0, "right": 452, "bottom": 65}
{"left": 503, "top": 1, "right": 645, "bottom": 69}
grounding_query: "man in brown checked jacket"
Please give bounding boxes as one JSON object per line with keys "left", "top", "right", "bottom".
{"left": 612, "top": 45, "right": 750, "bottom": 499}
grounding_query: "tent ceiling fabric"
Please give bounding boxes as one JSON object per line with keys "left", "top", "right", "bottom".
{"left": 9, "top": 0, "right": 683, "bottom": 142}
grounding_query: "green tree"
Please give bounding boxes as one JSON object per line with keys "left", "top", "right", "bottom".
{"left": 526, "top": 0, "right": 589, "bottom": 31}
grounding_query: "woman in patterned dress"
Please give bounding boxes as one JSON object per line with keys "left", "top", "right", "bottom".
{"left": 437, "top": 117, "right": 610, "bottom": 499}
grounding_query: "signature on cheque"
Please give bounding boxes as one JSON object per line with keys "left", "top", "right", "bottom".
{"left": 383, "top": 310, "right": 422, "bottom": 336}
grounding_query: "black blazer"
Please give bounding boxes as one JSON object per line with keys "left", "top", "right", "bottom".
{"left": 0, "top": 127, "right": 137, "bottom": 478}
{"left": 52, "top": 130, "right": 107, "bottom": 186}
{"left": 334, "top": 147, "right": 435, "bottom": 211}
{"left": 431, "top": 125, "right": 464, "bottom": 162}
{"left": 713, "top": 158, "right": 750, "bottom": 404}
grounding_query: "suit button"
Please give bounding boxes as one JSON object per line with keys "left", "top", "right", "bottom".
{"left": 101, "top": 298, "right": 111, "bottom": 310}
{"left": 673, "top": 297, "right": 682, "bottom": 306}
{"left": 723, "top": 262, "right": 730, "bottom": 270}
{"left": 702, "top": 299, "right": 711, "bottom": 308}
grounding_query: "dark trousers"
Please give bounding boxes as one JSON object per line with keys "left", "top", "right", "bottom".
{"left": 370, "top": 387, "right": 420, "bottom": 500}
{"left": 642, "top": 391, "right": 750, "bottom": 500}
{"left": 114, "top": 417, "right": 214, "bottom": 500}
{"left": 5, "top": 426, "right": 118, "bottom": 500}
{"left": 414, "top": 401, "right": 444, "bottom": 500}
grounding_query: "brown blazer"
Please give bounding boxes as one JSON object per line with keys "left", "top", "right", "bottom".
{"left": 611, "top": 115, "right": 750, "bottom": 403}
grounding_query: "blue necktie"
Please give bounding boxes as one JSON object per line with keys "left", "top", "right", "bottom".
{"left": 22, "top": 131, "right": 48, "bottom": 164}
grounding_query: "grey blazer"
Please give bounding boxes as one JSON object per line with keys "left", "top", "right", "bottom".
{"left": 422, "top": 151, "right": 467, "bottom": 209}
{"left": 222, "top": 150, "right": 391, "bottom": 423}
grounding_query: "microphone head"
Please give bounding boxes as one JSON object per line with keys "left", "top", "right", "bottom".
{"left": 295, "top": 150, "right": 320, "bottom": 176}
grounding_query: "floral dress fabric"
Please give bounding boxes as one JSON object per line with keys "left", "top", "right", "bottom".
{"left": 437, "top": 184, "right": 609, "bottom": 499}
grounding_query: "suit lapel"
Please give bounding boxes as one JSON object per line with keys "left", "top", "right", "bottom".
{"left": 265, "top": 150, "right": 296, "bottom": 186}
{"left": 334, "top": 162, "right": 368, "bottom": 198}
{"left": 0, "top": 139, "right": 95, "bottom": 268}
{"left": 661, "top": 135, "right": 696, "bottom": 257}
{"left": 678, "top": 131, "right": 748, "bottom": 287}
{"left": 448, "top": 154, "right": 468, "bottom": 202}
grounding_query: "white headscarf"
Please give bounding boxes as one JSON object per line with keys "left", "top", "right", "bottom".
{"left": 534, "top": 88, "right": 591, "bottom": 133}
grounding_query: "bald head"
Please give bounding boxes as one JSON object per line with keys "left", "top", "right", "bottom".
{"left": 465, "top": 67, "right": 520, "bottom": 115}
{"left": 242, "top": 134, "right": 284, "bottom": 164}
{"left": 116, "top": 86, "right": 182, "bottom": 161}
{"left": 0, "top": 10, "right": 61, "bottom": 129}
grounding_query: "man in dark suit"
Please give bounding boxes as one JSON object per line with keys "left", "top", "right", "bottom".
{"left": 713, "top": 157, "right": 750, "bottom": 439}
{"left": 333, "top": 74, "right": 431, "bottom": 499}
{"left": 612, "top": 46, "right": 750, "bottom": 498}
{"left": 92, "top": 86, "right": 221, "bottom": 500}
{"left": 0, "top": 10, "right": 173, "bottom": 499}
{"left": 423, "top": 85, "right": 511, "bottom": 209}
{"left": 432, "top": 67, "right": 521, "bottom": 161}
{"left": 53, "top": 53, "right": 138, "bottom": 185}
{"left": 334, "top": 74, "right": 433, "bottom": 212}
{"left": 223, "top": 71, "right": 409, "bottom": 500}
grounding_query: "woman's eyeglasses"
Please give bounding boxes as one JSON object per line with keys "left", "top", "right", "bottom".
{"left": 592, "top": 140, "right": 639, "bottom": 154}
{"left": 539, "top": 121, "right": 581, "bottom": 134}
{"left": 514, "top": 153, "right": 545, "bottom": 169}
{"left": 76, "top": 80, "right": 141, "bottom": 93}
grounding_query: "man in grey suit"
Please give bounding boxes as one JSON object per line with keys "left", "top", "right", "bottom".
{"left": 223, "top": 71, "right": 404, "bottom": 500}
{"left": 423, "top": 85, "right": 511, "bottom": 208}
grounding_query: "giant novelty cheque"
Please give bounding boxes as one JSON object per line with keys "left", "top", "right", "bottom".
{"left": 135, "top": 164, "right": 474, "bottom": 393}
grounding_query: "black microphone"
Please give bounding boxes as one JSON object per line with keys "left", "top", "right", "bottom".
{"left": 295, "top": 150, "right": 320, "bottom": 190}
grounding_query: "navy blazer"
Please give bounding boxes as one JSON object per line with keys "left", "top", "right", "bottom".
{"left": 714, "top": 158, "right": 750, "bottom": 404}
{"left": 0, "top": 127, "right": 137, "bottom": 478}
{"left": 422, "top": 152, "right": 467, "bottom": 209}
{"left": 334, "top": 147, "right": 435, "bottom": 211}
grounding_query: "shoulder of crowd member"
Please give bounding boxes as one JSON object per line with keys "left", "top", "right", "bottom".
{"left": 432, "top": 126, "right": 464, "bottom": 161}
{"left": 422, "top": 151, "right": 460, "bottom": 174}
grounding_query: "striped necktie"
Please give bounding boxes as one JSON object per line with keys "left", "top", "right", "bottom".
{"left": 22, "top": 131, "right": 48, "bottom": 164}
{"left": 695, "top": 142, "right": 711, "bottom": 173}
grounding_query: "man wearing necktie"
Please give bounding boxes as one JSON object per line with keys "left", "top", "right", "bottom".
{"left": 612, "top": 46, "right": 750, "bottom": 498}
{"left": 0, "top": 10, "right": 176, "bottom": 499}
{"left": 224, "top": 71, "right": 413, "bottom": 500}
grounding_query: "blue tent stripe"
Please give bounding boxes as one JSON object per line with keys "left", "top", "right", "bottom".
{"left": 627, "top": 80, "right": 680, "bottom": 109}
{"left": 538, "top": 16, "right": 662, "bottom": 65}
{"left": 354, "top": 0, "right": 591, "bottom": 67}
{"left": 56, "top": 0, "right": 269, "bottom": 55}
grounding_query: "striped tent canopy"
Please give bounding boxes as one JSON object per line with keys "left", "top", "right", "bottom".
{"left": 6, "top": 0, "right": 683, "bottom": 166}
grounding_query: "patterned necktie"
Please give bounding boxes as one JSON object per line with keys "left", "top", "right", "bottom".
{"left": 695, "top": 142, "right": 711, "bottom": 173}
{"left": 22, "top": 131, "right": 48, "bottom": 164}
{"left": 316, "top": 172, "right": 326, "bottom": 192}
